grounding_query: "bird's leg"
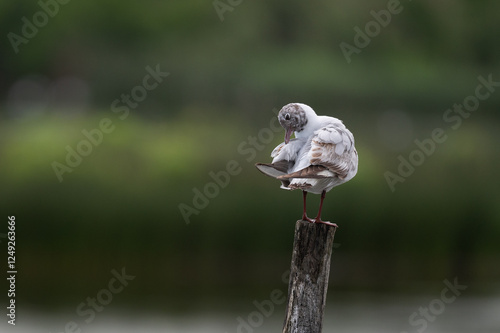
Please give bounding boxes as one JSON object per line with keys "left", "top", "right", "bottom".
{"left": 301, "top": 191, "right": 315, "bottom": 223}
{"left": 314, "top": 190, "right": 338, "bottom": 227}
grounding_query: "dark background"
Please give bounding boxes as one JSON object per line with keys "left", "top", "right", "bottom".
{"left": 1, "top": 0, "right": 499, "bottom": 332}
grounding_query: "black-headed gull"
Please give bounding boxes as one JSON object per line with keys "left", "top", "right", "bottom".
{"left": 256, "top": 103, "right": 358, "bottom": 227}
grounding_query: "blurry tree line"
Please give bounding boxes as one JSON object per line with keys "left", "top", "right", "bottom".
{"left": 1, "top": 0, "right": 500, "bottom": 114}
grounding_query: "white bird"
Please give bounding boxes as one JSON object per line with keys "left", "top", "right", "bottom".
{"left": 256, "top": 103, "right": 358, "bottom": 227}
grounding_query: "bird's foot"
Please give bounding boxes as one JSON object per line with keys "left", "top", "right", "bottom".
{"left": 301, "top": 215, "right": 316, "bottom": 224}
{"left": 301, "top": 216, "right": 338, "bottom": 228}
{"left": 314, "top": 219, "right": 338, "bottom": 228}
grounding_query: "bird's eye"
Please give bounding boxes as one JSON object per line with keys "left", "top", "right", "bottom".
{"left": 285, "top": 113, "right": 291, "bottom": 120}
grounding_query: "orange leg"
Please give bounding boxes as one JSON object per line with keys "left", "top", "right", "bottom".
{"left": 301, "top": 191, "right": 314, "bottom": 223}
{"left": 313, "top": 190, "right": 338, "bottom": 228}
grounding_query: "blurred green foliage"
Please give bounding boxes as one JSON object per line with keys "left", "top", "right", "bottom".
{"left": 1, "top": 0, "right": 499, "bottom": 309}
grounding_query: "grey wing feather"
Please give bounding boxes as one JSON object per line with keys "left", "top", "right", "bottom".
{"left": 255, "top": 161, "right": 290, "bottom": 178}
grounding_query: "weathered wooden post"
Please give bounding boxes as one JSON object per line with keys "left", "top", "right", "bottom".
{"left": 282, "top": 220, "right": 337, "bottom": 333}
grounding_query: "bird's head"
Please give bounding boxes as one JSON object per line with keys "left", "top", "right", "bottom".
{"left": 278, "top": 103, "right": 310, "bottom": 144}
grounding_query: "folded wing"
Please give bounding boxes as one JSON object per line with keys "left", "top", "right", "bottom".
{"left": 278, "top": 123, "right": 357, "bottom": 181}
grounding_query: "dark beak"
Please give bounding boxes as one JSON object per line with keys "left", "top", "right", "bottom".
{"left": 284, "top": 127, "right": 293, "bottom": 144}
